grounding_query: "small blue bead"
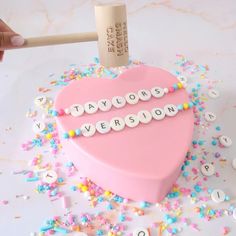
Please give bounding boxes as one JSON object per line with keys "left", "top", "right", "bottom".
{"left": 63, "top": 133, "right": 69, "bottom": 139}
{"left": 177, "top": 104, "right": 183, "bottom": 111}
{"left": 188, "top": 102, "right": 194, "bottom": 108}
{"left": 75, "top": 129, "right": 81, "bottom": 136}
{"left": 173, "top": 84, "right": 178, "bottom": 90}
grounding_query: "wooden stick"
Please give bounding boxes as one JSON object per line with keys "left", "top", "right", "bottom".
{"left": 8, "top": 32, "right": 98, "bottom": 49}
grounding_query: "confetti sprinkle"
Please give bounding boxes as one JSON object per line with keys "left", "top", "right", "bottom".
{"left": 17, "top": 56, "right": 234, "bottom": 235}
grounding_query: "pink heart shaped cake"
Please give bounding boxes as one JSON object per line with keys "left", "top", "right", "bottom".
{"left": 55, "top": 65, "right": 194, "bottom": 203}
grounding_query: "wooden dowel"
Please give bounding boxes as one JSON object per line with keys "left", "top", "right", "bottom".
{"left": 8, "top": 32, "right": 98, "bottom": 49}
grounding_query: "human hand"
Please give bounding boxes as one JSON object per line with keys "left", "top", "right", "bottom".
{"left": 0, "top": 19, "right": 25, "bottom": 61}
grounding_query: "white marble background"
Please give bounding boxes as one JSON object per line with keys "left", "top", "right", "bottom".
{"left": 0, "top": 0, "right": 236, "bottom": 236}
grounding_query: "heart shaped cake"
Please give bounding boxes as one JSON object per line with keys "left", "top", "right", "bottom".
{"left": 55, "top": 65, "right": 194, "bottom": 203}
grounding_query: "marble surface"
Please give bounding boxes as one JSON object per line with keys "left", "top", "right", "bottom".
{"left": 0, "top": 0, "right": 236, "bottom": 235}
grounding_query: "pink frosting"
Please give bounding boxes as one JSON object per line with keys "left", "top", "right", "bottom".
{"left": 55, "top": 65, "right": 194, "bottom": 202}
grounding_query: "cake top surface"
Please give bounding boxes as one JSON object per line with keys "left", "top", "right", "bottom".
{"left": 55, "top": 65, "right": 194, "bottom": 179}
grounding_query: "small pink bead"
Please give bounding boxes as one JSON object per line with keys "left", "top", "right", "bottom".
{"left": 58, "top": 109, "right": 65, "bottom": 116}
{"left": 169, "top": 87, "right": 175, "bottom": 93}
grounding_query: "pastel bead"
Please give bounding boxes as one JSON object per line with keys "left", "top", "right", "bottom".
{"left": 63, "top": 133, "right": 69, "bottom": 139}
{"left": 183, "top": 103, "right": 189, "bottom": 110}
{"left": 68, "top": 130, "right": 76, "bottom": 138}
{"left": 173, "top": 84, "right": 178, "bottom": 90}
{"left": 75, "top": 129, "right": 81, "bottom": 136}
{"left": 177, "top": 104, "right": 183, "bottom": 111}
{"left": 177, "top": 82, "right": 183, "bottom": 89}
{"left": 169, "top": 87, "right": 175, "bottom": 93}
{"left": 188, "top": 102, "right": 194, "bottom": 108}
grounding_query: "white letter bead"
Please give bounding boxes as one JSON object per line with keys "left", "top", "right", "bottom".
{"left": 81, "top": 123, "right": 96, "bottom": 137}
{"left": 233, "top": 208, "right": 236, "bottom": 220}
{"left": 133, "top": 228, "right": 149, "bottom": 236}
{"left": 204, "top": 112, "right": 216, "bottom": 122}
{"left": 96, "top": 121, "right": 111, "bottom": 134}
{"left": 98, "top": 99, "right": 112, "bottom": 112}
{"left": 151, "top": 87, "right": 164, "bottom": 98}
{"left": 138, "top": 110, "right": 152, "bottom": 124}
{"left": 110, "top": 117, "right": 125, "bottom": 131}
{"left": 112, "top": 96, "right": 126, "bottom": 108}
{"left": 70, "top": 104, "right": 84, "bottom": 117}
{"left": 178, "top": 75, "right": 188, "bottom": 84}
{"left": 125, "top": 93, "right": 139, "bottom": 105}
{"left": 164, "top": 104, "right": 178, "bottom": 117}
{"left": 125, "top": 114, "right": 139, "bottom": 128}
{"left": 232, "top": 158, "right": 236, "bottom": 170}
{"left": 219, "top": 135, "right": 232, "bottom": 147}
{"left": 208, "top": 89, "right": 220, "bottom": 98}
{"left": 200, "top": 163, "right": 215, "bottom": 176}
{"left": 42, "top": 170, "right": 58, "bottom": 184}
{"left": 34, "top": 95, "right": 47, "bottom": 106}
{"left": 138, "top": 89, "right": 151, "bottom": 101}
{"left": 33, "top": 121, "right": 46, "bottom": 133}
{"left": 151, "top": 108, "right": 165, "bottom": 120}
{"left": 84, "top": 102, "right": 98, "bottom": 114}
{"left": 211, "top": 189, "right": 225, "bottom": 203}
{"left": 64, "top": 108, "right": 71, "bottom": 115}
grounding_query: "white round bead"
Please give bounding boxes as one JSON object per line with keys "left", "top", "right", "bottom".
{"left": 177, "top": 75, "right": 188, "bottom": 84}
{"left": 132, "top": 227, "right": 149, "bottom": 236}
{"left": 200, "top": 163, "right": 215, "bottom": 176}
{"left": 96, "top": 121, "right": 111, "bottom": 134}
{"left": 124, "top": 114, "right": 139, "bottom": 128}
{"left": 81, "top": 123, "right": 96, "bottom": 137}
{"left": 42, "top": 170, "right": 58, "bottom": 184}
{"left": 110, "top": 117, "right": 125, "bottom": 131}
{"left": 138, "top": 110, "right": 152, "bottom": 124}
{"left": 164, "top": 104, "right": 178, "bottom": 117}
{"left": 151, "top": 108, "right": 165, "bottom": 120}
{"left": 32, "top": 121, "right": 46, "bottom": 133}
{"left": 112, "top": 96, "right": 126, "bottom": 108}
{"left": 64, "top": 108, "right": 71, "bottom": 115}
{"left": 232, "top": 158, "right": 236, "bottom": 170}
{"left": 125, "top": 92, "right": 139, "bottom": 105}
{"left": 97, "top": 99, "right": 112, "bottom": 112}
{"left": 211, "top": 189, "right": 225, "bottom": 203}
{"left": 138, "top": 89, "right": 152, "bottom": 101}
{"left": 34, "top": 95, "right": 47, "bottom": 106}
{"left": 219, "top": 135, "right": 232, "bottom": 147}
{"left": 208, "top": 89, "right": 220, "bottom": 98}
{"left": 84, "top": 102, "right": 98, "bottom": 114}
{"left": 151, "top": 87, "right": 165, "bottom": 98}
{"left": 70, "top": 104, "right": 84, "bottom": 117}
{"left": 204, "top": 111, "right": 216, "bottom": 122}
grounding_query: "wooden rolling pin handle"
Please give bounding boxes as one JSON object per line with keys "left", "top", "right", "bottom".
{"left": 8, "top": 32, "right": 98, "bottom": 49}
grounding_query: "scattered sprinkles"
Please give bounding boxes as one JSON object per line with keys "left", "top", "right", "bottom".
{"left": 2, "top": 56, "right": 234, "bottom": 235}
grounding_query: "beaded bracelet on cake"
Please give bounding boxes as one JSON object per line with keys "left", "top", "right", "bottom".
{"left": 63, "top": 101, "right": 193, "bottom": 139}
{"left": 49, "top": 82, "right": 185, "bottom": 118}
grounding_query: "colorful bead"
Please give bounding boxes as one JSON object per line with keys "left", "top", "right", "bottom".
{"left": 169, "top": 87, "right": 175, "bottom": 93}
{"left": 177, "top": 82, "right": 183, "bottom": 89}
{"left": 177, "top": 104, "right": 183, "bottom": 111}
{"left": 63, "top": 133, "right": 69, "bottom": 139}
{"left": 173, "top": 84, "right": 178, "bottom": 90}
{"left": 183, "top": 103, "right": 189, "bottom": 110}
{"left": 75, "top": 129, "right": 81, "bottom": 136}
{"left": 68, "top": 130, "right": 76, "bottom": 138}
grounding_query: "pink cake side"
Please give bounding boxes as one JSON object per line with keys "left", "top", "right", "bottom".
{"left": 55, "top": 65, "right": 194, "bottom": 202}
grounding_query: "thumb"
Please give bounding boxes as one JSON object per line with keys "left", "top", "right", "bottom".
{"left": 0, "top": 32, "right": 25, "bottom": 49}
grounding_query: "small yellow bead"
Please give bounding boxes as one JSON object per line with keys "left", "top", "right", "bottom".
{"left": 81, "top": 186, "right": 88, "bottom": 192}
{"left": 68, "top": 130, "right": 75, "bottom": 137}
{"left": 177, "top": 82, "right": 183, "bottom": 89}
{"left": 46, "top": 133, "right": 53, "bottom": 139}
{"left": 104, "top": 190, "right": 111, "bottom": 196}
{"left": 183, "top": 103, "right": 189, "bottom": 110}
